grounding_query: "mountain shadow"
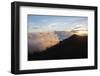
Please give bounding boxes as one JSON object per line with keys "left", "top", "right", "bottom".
{"left": 28, "top": 34, "right": 88, "bottom": 61}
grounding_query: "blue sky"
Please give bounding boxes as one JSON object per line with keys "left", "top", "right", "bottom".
{"left": 28, "top": 15, "right": 88, "bottom": 32}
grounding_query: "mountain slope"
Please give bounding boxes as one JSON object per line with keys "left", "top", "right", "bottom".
{"left": 28, "top": 34, "right": 88, "bottom": 61}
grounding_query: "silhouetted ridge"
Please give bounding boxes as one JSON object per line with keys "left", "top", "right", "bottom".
{"left": 67, "top": 34, "right": 87, "bottom": 39}
{"left": 28, "top": 35, "right": 88, "bottom": 61}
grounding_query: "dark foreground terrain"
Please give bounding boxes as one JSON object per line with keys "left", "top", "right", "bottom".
{"left": 28, "top": 34, "right": 88, "bottom": 61}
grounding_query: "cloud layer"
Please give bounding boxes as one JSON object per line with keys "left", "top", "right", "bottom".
{"left": 28, "top": 32, "right": 60, "bottom": 54}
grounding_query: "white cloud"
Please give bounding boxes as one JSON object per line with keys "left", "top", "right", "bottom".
{"left": 28, "top": 32, "right": 60, "bottom": 53}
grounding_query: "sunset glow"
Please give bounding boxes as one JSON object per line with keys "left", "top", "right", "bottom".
{"left": 71, "top": 25, "right": 88, "bottom": 36}
{"left": 74, "top": 30, "right": 88, "bottom": 36}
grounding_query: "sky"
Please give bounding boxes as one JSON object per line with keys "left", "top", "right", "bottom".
{"left": 28, "top": 15, "right": 88, "bottom": 32}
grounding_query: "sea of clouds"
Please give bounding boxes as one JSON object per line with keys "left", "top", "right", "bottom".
{"left": 28, "top": 31, "right": 72, "bottom": 54}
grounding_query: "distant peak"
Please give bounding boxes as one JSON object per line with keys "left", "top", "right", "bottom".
{"left": 68, "top": 34, "right": 87, "bottom": 39}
